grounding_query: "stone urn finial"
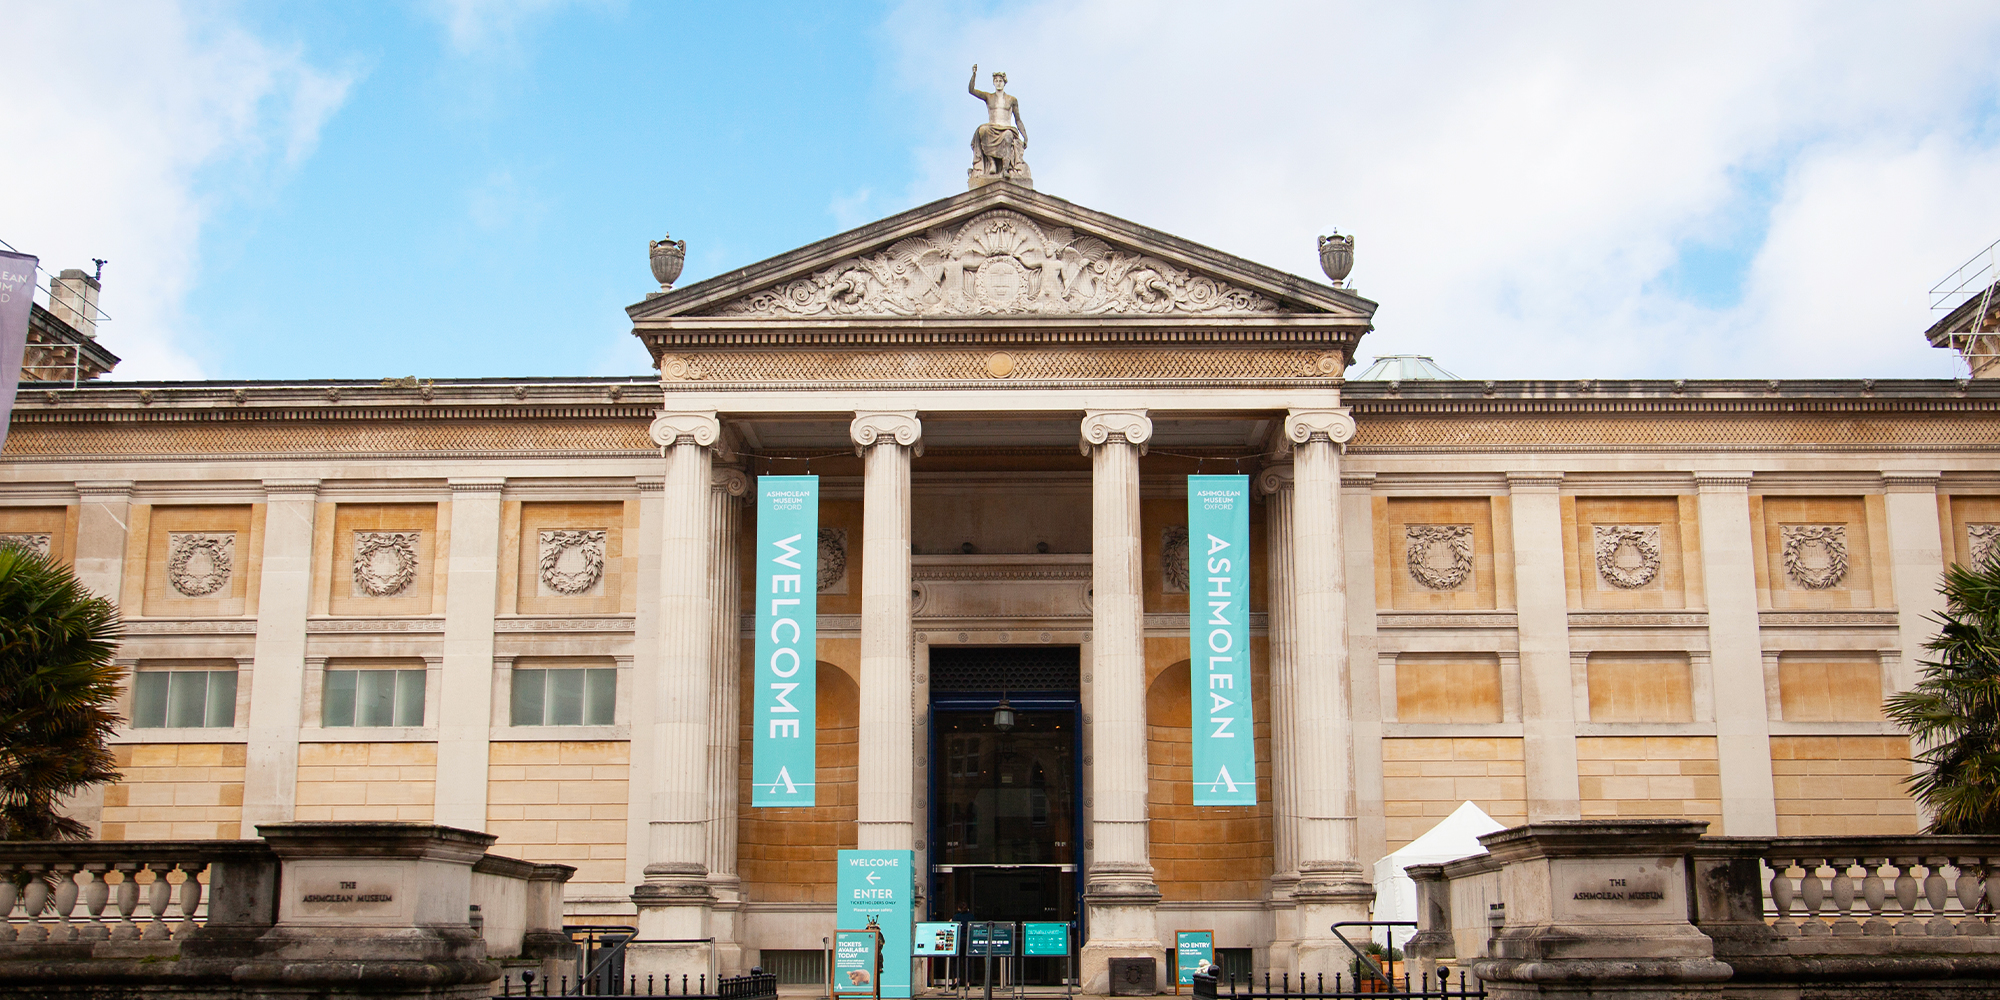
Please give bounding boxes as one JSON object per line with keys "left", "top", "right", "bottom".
{"left": 649, "top": 233, "right": 687, "bottom": 294}
{"left": 1318, "top": 231, "right": 1354, "bottom": 286}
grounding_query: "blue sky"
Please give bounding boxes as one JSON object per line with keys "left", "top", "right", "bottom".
{"left": 9, "top": 1, "right": 2000, "bottom": 381}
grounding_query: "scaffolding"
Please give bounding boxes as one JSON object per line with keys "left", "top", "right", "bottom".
{"left": 1927, "top": 238, "right": 2000, "bottom": 378}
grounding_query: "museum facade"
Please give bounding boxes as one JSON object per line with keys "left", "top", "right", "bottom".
{"left": 5, "top": 181, "right": 1997, "bottom": 989}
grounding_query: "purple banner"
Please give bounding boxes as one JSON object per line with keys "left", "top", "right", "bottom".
{"left": 0, "top": 251, "right": 38, "bottom": 452}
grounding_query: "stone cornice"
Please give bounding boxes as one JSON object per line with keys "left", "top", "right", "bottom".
{"left": 12, "top": 379, "right": 662, "bottom": 423}
{"left": 1343, "top": 378, "right": 1991, "bottom": 412}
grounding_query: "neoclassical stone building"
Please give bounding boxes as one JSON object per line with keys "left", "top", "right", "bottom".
{"left": 4, "top": 180, "right": 1997, "bottom": 990}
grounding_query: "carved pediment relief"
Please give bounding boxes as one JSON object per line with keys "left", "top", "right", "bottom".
{"left": 712, "top": 210, "right": 1280, "bottom": 319}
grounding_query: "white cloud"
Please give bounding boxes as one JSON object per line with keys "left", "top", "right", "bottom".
{"left": 426, "top": 0, "right": 616, "bottom": 55}
{"left": 884, "top": 0, "right": 2000, "bottom": 378}
{"left": 1, "top": 2, "right": 354, "bottom": 379}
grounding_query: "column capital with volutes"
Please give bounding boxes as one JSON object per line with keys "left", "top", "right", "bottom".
{"left": 1257, "top": 463, "right": 1295, "bottom": 496}
{"left": 711, "top": 467, "right": 750, "bottom": 497}
{"left": 1283, "top": 408, "right": 1356, "bottom": 446}
{"left": 650, "top": 410, "right": 721, "bottom": 449}
{"left": 849, "top": 410, "right": 923, "bottom": 456}
{"left": 1079, "top": 409, "right": 1152, "bottom": 456}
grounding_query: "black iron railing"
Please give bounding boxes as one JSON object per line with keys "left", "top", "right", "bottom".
{"left": 1195, "top": 970, "right": 1486, "bottom": 1000}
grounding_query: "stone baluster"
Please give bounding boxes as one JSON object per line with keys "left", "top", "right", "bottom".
{"left": 0, "top": 867, "right": 17, "bottom": 942}
{"left": 1921, "top": 859, "right": 1952, "bottom": 936}
{"left": 1987, "top": 860, "right": 2000, "bottom": 935}
{"left": 20, "top": 866, "right": 50, "bottom": 942}
{"left": 1958, "top": 859, "right": 1990, "bottom": 936}
{"left": 1799, "top": 860, "right": 1828, "bottom": 936}
{"left": 80, "top": 864, "right": 110, "bottom": 940}
{"left": 1862, "top": 860, "right": 1892, "bottom": 936}
{"left": 143, "top": 863, "right": 175, "bottom": 940}
{"left": 852, "top": 410, "right": 923, "bottom": 852}
{"left": 1282, "top": 409, "right": 1374, "bottom": 980}
{"left": 176, "top": 862, "right": 206, "bottom": 937}
{"left": 1769, "top": 861, "right": 1799, "bottom": 935}
{"left": 51, "top": 864, "right": 80, "bottom": 941}
{"left": 111, "top": 863, "right": 141, "bottom": 941}
{"left": 1893, "top": 858, "right": 1922, "bottom": 936}
{"left": 1077, "top": 409, "right": 1162, "bottom": 990}
{"left": 1830, "top": 858, "right": 1861, "bottom": 936}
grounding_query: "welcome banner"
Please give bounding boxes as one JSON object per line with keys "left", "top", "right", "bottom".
{"left": 753, "top": 475, "right": 818, "bottom": 807}
{"left": 1188, "top": 475, "right": 1255, "bottom": 805}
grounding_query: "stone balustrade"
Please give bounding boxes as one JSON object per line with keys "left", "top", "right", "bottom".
{"left": 1755, "top": 838, "right": 2000, "bottom": 938}
{"left": 1409, "top": 822, "right": 2000, "bottom": 999}
{"left": 0, "top": 823, "right": 571, "bottom": 1000}
{"left": 0, "top": 839, "right": 276, "bottom": 948}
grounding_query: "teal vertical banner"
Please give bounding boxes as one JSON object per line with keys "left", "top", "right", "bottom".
{"left": 753, "top": 476, "right": 818, "bottom": 807}
{"left": 1188, "top": 475, "right": 1255, "bottom": 805}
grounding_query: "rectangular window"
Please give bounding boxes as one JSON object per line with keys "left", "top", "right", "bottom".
{"left": 323, "top": 668, "right": 426, "bottom": 727}
{"left": 511, "top": 666, "right": 616, "bottom": 726}
{"left": 132, "top": 669, "right": 237, "bottom": 728}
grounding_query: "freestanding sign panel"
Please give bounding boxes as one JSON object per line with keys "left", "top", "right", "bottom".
{"left": 837, "top": 850, "right": 914, "bottom": 998}
{"left": 1021, "top": 922, "right": 1069, "bottom": 957}
{"left": 1187, "top": 475, "right": 1255, "bottom": 805}
{"left": 0, "top": 252, "right": 38, "bottom": 452}
{"left": 753, "top": 476, "right": 818, "bottom": 806}
{"left": 833, "top": 929, "right": 882, "bottom": 996}
{"left": 913, "top": 922, "right": 960, "bottom": 956}
{"left": 1174, "top": 930, "right": 1215, "bottom": 988}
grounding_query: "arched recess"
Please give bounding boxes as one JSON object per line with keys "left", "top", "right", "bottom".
{"left": 738, "top": 661, "right": 859, "bottom": 903}
{"left": 1146, "top": 659, "right": 1272, "bottom": 901}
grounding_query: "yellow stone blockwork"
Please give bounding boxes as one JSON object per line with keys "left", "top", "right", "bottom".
{"left": 1770, "top": 736, "right": 1919, "bottom": 836}
{"left": 100, "top": 743, "right": 246, "bottom": 841}
{"left": 1576, "top": 737, "right": 1722, "bottom": 831}
{"left": 487, "top": 741, "right": 631, "bottom": 888}
{"left": 295, "top": 742, "right": 437, "bottom": 821}
{"left": 1382, "top": 738, "right": 1527, "bottom": 850}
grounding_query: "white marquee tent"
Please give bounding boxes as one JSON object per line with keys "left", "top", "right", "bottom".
{"left": 1369, "top": 801, "right": 1505, "bottom": 947}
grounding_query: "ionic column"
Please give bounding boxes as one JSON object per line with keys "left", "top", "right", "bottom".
{"left": 852, "top": 411, "right": 923, "bottom": 850}
{"left": 706, "top": 466, "right": 749, "bottom": 974}
{"left": 632, "top": 411, "right": 720, "bottom": 978}
{"left": 1077, "top": 409, "right": 1161, "bottom": 992}
{"left": 1257, "top": 463, "right": 1302, "bottom": 972}
{"left": 1283, "top": 410, "right": 1373, "bottom": 979}
{"left": 241, "top": 479, "right": 319, "bottom": 835}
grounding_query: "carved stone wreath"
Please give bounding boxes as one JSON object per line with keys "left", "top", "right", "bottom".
{"left": 1593, "top": 525, "right": 1662, "bottom": 590}
{"left": 0, "top": 533, "right": 52, "bottom": 558}
{"left": 539, "top": 529, "right": 607, "bottom": 596}
{"left": 167, "top": 532, "right": 234, "bottom": 597}
{"left": 1969, "top": 523, "right": 1999, "bottom": 568}
{"left": 715, "top": 210, "right": 1280, "bottom": 319}
{"left": 818, "top": 528, "right": 848, "bottom": 593}
{"left": 1406, "top": 525, "right": 1474, "bottom": 591}
{"left": 353, "top": 531, "right": 420, "bottom": 598}
{"left": 1162, "top": 526, "right": 1191, "bottom": 593}
{"left": 1780, "top": 524, "right": 1849, "bottom": 590}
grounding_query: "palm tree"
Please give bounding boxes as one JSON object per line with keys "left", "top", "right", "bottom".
{"left": 1885, "top": 546, "right": 2000, "bottom": 834}
{"left": 0, "top": 545, "right": 124, "bottom": 840}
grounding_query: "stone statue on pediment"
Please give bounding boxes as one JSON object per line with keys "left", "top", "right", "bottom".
{"left": 968, "top": 65, "right": 1032, "bottom": 189}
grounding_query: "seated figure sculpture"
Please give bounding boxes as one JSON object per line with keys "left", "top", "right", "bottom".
{"left": 968, "top": 65, "right": 1032, "bottom": 188}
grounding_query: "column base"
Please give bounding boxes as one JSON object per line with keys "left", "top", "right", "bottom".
{"left": 1292, "top": 865, "right": 1376, "bottom": 985}
{"left": 631, "top": 864, "right": 716, "bottom": 984}
{"left": 706, "top": 873, "right": 745, "bottom": 976}
{"left": 1264, "top": 872, "right": 1301, "bottom": 978}
{"left": 1080, "top": 870, "right": 1162, "bottom": 995}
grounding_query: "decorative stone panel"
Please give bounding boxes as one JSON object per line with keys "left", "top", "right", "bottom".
{"left": 166, "top": 532, "right": 235, "bottom": 597}
{"left": 1593, "top": 525, "right": 1662, "bottom": 590}
{"left": 1969, "top": 523, "right": 1999, "bottom": 568}
{"left": 1780, "top": 524, "right": 1849, "bottom": 590}
{"left": 352, "top": 531, "right": 420, "bottom": 598}
{"left": 1160, "top": 525, "right": 1190, "bottom": 593}
{"left": 818, "top": 527, "right": 848, "bottom": 594}
{"left": 1405, "top": 524, "right": 1474, "bottom": 591}
{"left": 0, "top": 532, "right": 52, "bottom": 557}
{"left": 539, "top": 529, "right": 608, "bottom": 596}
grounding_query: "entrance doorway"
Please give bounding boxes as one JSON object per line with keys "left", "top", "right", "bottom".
{"left": 928, "top": 646, "right": 1082, "bottom": 986}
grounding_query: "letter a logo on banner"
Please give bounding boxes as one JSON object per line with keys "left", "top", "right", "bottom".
{"left": 754, "top": 476, "right": 818, "bottom": 806}
{"left": 1188, "top": 475, "right": 1255, "bottom": 805}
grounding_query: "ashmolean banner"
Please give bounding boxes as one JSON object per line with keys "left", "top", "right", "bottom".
{"left": 0, "top": 252, "right": 38, "bottom": 452}
{"left": 1188, "top": 475, "right": 1255, "bottom": 805}
{"left": 753, "top": 476, "right": 818, "bottom": 806}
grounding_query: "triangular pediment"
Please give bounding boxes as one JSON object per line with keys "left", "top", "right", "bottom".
{"left": 630, "top": 184, "right": 1374, "bottom": 323}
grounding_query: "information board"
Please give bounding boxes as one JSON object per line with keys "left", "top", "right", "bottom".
{"left": 836, "top": 851, "right": 914, "bottom": 998}
{"left": 1022, "top": 922, "right": 1070, "bottom": 957}
{"left": 913, "top": 922, "right": 960, "bottom": 956}
{"left": 1175, "top": 930, "right": 1215, "bottom": 987}
{"left": 967, "top": 921, "right": 1016, "bottom": 957}
{"left": 833, "top": 930, "right": 880, "bottom": 996}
